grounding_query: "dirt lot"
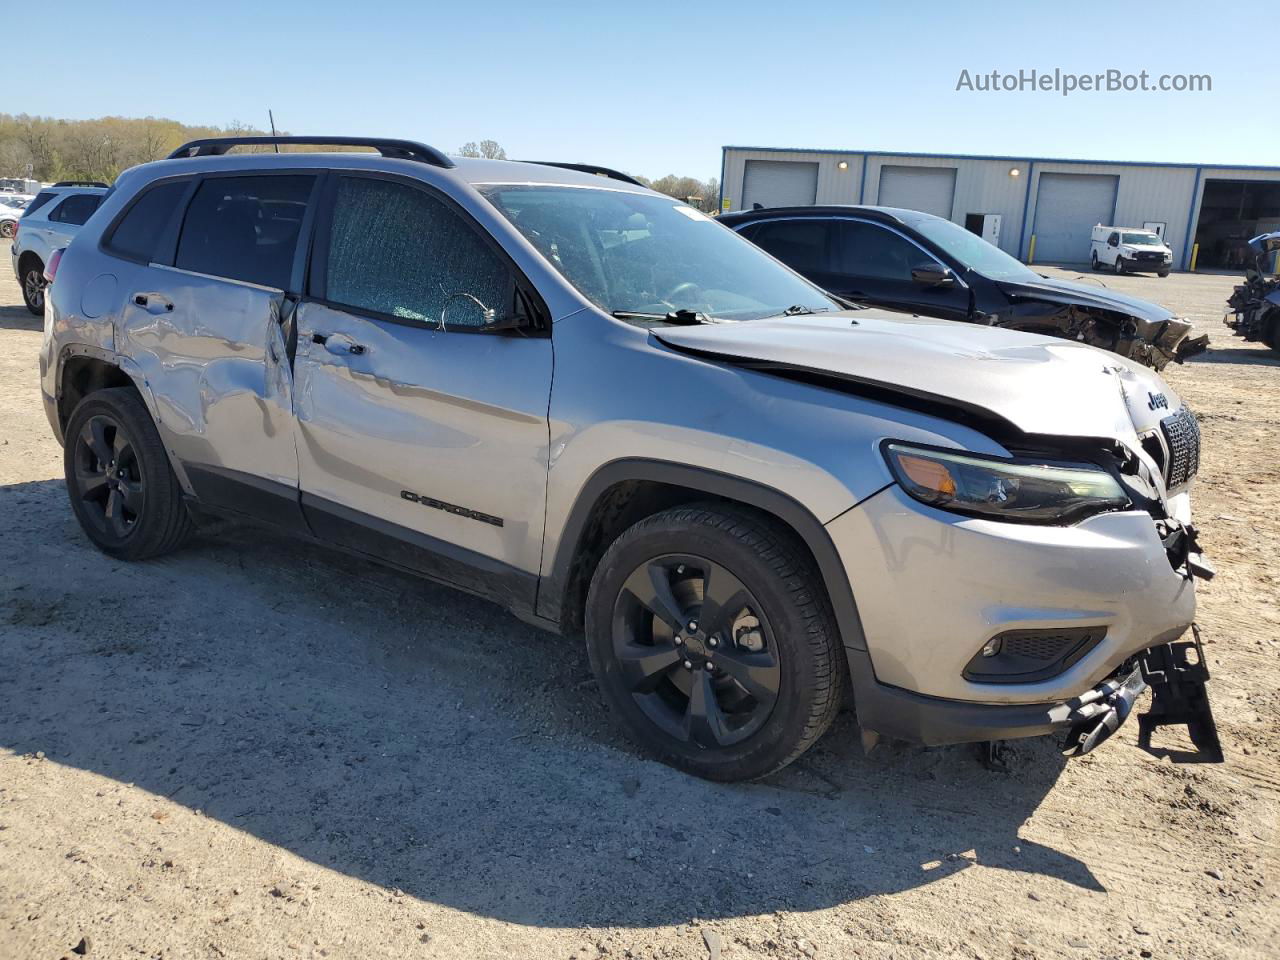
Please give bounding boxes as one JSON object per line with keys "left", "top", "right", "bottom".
{"left": 0, "top": 243, "right": 1276, "bottom": 960}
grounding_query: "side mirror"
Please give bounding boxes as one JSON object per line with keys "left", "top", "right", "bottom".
{"left": 441, "top": 292, "right": 531, "bottom": 332}
{"left": 911, "top": 263, "right": 955, "bottom": 288}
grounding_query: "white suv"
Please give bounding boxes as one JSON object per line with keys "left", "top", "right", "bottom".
{"left": 11, "top": 184, "right": 109, "bottom": 313}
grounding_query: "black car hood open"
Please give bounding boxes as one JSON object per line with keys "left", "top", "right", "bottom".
{"left": 1000, "top": 274, "right": 1177, "bottom": 322}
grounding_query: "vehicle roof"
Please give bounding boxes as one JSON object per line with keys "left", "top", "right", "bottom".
{"left": 117, "top": 151, "right": 654, "bottom": 195}
{"left": 718, "top": 205, "right": 943, "bottom": 227}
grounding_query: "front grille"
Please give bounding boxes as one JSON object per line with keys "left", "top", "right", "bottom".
{"left": 1136, "top": 251, "right": 1166, "bottom": 261}
{"left": 1160, "top": 408, "right": 1201, "bottom": 488}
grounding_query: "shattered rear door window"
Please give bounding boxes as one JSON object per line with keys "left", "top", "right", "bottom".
{"left": 325, "top": 177, "right": 510, "bottom": 328}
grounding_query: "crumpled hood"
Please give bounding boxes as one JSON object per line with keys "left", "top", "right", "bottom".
{"left": 1001, "top": 275, "right": 1177, "bottom": 322}
{"left": 653, "top": 312, "right": 1180, "bottom": 442}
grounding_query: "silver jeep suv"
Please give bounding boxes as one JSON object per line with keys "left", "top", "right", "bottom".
{"left": 39, "top": 137, "right": 1215, "bottom": 780}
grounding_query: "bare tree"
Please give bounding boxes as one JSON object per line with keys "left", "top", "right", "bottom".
{"left": 458, "top": 139, "right": 507, "bottom": 160}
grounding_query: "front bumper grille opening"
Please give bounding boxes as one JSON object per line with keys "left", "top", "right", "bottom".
{"left": 963, "top": 627, "right": 1107, "bottom": 684}
{"left": 1160, "top": 408, "right": 1201, "bottom": 489}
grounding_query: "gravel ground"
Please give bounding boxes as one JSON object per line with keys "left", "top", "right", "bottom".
{"left": 0, "top": 243, "right": 1276, "bottom": 960}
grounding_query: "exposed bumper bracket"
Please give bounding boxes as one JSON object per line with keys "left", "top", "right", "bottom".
{"left": 1059, "top": 664, "right": 1147, "bottom": 757}
{"left": 1136, "top": 626, "right": 1224, "bottom": 762}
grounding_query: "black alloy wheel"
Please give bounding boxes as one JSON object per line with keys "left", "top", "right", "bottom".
{"left": 610, "top": 553, "right": 781, "bottom": 749}
{"left": 70, "top": 413, "right": 145, "bottom": 541}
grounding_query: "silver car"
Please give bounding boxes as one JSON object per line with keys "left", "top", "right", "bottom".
{"left": 39, "top": 136, "right": 1216, "bottom": 780}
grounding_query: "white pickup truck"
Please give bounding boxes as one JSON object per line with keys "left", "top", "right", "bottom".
{"left": 1091, "top": 225, "right": 1174, "bottom": 277}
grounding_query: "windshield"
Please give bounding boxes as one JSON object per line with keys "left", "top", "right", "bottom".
{"left": 907, "top": 215, "right": 1038, "bottom": 282}
{"left": 1121, "top": 231, "right": 1163, "bottom": 246}
{"left": 479, "top": 185, "right": 838, "bottom": 321}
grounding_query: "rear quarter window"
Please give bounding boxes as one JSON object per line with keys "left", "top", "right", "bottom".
{"left": 23, "top": 191, "right": 57, "bottom": 217}
{"left": 104, "top": 180, "right": 191, "bottom": 263}
{"left": 48, "top": 193, "right": 103, "bottom": 226}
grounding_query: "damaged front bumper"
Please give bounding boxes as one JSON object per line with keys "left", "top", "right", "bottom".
{"left": 848, "top": 632, "right": 1222, "bottom": 761}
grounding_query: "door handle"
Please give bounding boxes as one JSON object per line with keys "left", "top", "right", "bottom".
{"left": 313, "top": 332, "right": 366, "bottom": 356}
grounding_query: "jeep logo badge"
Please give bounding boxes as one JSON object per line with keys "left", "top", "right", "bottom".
{"left": 1148, "top": 391, "right": 1169, "bottom": 411}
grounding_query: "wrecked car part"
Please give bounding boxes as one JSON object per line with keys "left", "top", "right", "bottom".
{"left": 1224, "top": 232, "right": 1280, "bottom": 353}
{"left": 1060, "top": 664, "right": 1147, "bottom": 757}
{"left": 1137, "top": 627, "right": 1224, "bottom": 762}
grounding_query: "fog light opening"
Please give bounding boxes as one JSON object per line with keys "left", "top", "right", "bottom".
{"left": 981, "top": 638, "right": 1003, "bottom": 658}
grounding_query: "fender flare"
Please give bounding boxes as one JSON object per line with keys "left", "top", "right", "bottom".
{"left": 538, "top": 458, "right": 868, "bottom": 655}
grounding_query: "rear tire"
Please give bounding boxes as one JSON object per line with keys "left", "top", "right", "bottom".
{"left": 21, "top": 258, "right": 44, "bottom": 315}
{"left": 584, "top": 504, "right": 845, "bottom": 781}
{"left": 1090, "top": 252, "right": 1100, "bottom": 271}
{"left": 64, "top": 387, "right": 193, "bottom": 560}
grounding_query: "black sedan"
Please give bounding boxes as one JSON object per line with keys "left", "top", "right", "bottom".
{"left": 719, "top": 205, "right": 1207, "bottom": 370}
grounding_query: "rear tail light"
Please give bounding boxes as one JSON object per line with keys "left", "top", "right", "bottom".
{"left": 44, "top": 248, "right": 64, "bottom": 284}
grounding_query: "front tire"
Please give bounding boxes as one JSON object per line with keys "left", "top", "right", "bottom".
{"left": 1113, "top": 256, "right": 1126, "bottom": 275}
{"left": 21, "top": 258, "right": 44, "bottom": 315}
{"left": 584, "top": 504, "right": 845, "bottom": 781}
{"left": 64, "top": 387, "right": 193, "bottom": 560}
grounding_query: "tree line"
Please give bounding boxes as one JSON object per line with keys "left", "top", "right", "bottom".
{"left": 0, "top": 117, "right": 719, "bottom": 211}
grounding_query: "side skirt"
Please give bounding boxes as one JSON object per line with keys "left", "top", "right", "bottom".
{"left": 181, "top": 463, "right": 539, "bottom": 620}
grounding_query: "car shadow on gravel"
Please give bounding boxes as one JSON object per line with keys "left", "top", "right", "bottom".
{"left": 0, "top": 305, "right": 39, "bottom": 331}
{"left": 0, "top": 478, "right": 1101, "bottom": 928}
{"left": 1187, "top": 346, "right": 1280, "bottom": 367}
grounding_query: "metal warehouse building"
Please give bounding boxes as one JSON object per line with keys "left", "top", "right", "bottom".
{"left": 720, "top": 146, "right": 1280, "bottom": 271}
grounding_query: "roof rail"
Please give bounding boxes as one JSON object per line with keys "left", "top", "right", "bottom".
{"left": 165, "top": 136, "right": 454, "bottom": 169}
{"left": 523, "top": 162, "right": 644, "bottom": 187}
{"left": 53, "top": 180, "right": 110, "bottom": 188}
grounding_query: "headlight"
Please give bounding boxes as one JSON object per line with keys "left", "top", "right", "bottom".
{"left": 883, "top": 443, "right": 1131, "bottom": 524}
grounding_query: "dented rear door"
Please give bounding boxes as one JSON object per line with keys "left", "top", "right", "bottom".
{"left": 115, "top": 171, "right": 319, "bottom": 529}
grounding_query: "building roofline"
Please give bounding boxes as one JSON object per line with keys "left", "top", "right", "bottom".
{"left": 720, "top": 145, "right": 1280, "bottom": 174}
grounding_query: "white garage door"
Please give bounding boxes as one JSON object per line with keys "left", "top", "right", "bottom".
{"left": 742, "top": 160, "right": 819, "bottom": 209}
{"left": 1032, "top": 173, "right": 1118, "bottom": 263}
{"left": 876, "top": 165, "right": 957, "bottom": 219}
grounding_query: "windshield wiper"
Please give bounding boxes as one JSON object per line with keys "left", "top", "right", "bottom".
{"left": 611, "top": 309, "right": 715, "bottom": 325}
{"left": 760, "top": 304, "right": 834, "bottom": 319}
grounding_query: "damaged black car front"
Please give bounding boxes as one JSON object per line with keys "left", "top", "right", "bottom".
{"left": 721, "top": 205, "right": 1210, "bottom": 370}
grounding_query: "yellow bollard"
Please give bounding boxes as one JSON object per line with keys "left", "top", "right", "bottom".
{"left": 1189, "top": 243, "right": 1199, "bottom": 272}
{"left": 1027, "top": 235, "right": 1036, "bottom": 264}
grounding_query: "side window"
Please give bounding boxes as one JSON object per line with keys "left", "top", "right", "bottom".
{"left": 323, "top": 176, "right": 512, "bottom": 329}
{"left": 49, "top": 194, "right": 102, "bottom": 226}
{"left": 175, "top": 175, "right": 314, "bottom": 289}
{"left": 837, "top": 221, "right": 929, "bottom": 281}
{"left": 1108, "top": 232, "right": 1119, "bottom": 245}
{"left": 104, "top": 180, "right": 190, "bottom": 263}
{"left": 24, "top": 191, "right": 57, "bottom": 217}
{"left": 749, "top": 220, "right": 831, "bottom": 274}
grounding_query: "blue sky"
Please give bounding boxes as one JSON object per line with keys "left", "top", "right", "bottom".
{"left": 20, "top": 0, "right": 1275, "bottom": 181}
